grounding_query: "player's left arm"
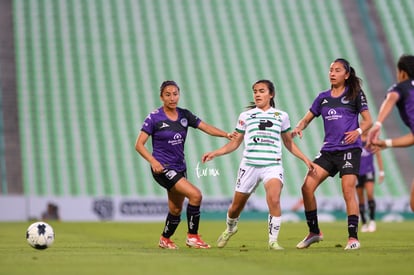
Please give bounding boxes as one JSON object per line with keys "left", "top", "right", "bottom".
{"left": 359, "top": 109, "right": 373, "bottom": 133}
{"left": 345, "top": 109, "right": 372, "bottom": 144}
{"left": 197, "top": 121, "right": 232, "bottom": 139}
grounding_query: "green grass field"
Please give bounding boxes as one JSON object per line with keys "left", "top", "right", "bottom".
{"left": 1, "top": 220, "right": 413, "bottom": 275}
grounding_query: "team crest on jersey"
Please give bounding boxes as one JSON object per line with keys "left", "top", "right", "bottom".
{"left": 273, "top": 112, "right": 283, "bottom": 122}
{"left": 341, "top": 97, "right": 350, "bottom": 104}
{"left": 180, "top": 118, "right": 188, "bottom": 127}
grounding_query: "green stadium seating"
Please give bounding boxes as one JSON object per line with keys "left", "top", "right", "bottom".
{"left": 13, "top": 0, "right": 408, "bottom": 202}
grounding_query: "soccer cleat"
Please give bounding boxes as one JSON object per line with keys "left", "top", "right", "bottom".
{"left": 344, "top": 238, "right": 360, "bottom": 250}
{"left": 217, "top": 227, "right": 238, "bottom": 248}
{"left": 186, "top": 234, "right": 211, "bottom": 249}
{"left": 368, "top": 220, "right": 376, "bottom": 232}
{"left": 159, "top": 236, "right": 178, "bottom": 249}
{"left": 268, "top": 241, "right": 284, "bottom": 250}
{"left": 360, "top": 224, "right": 369, "bottom": 233}
{"left": 296, "top": 232, "right": 324, "bottom": 249}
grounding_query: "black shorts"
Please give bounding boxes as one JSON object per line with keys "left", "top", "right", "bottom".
{"left": 356, "top": 172, "right": 375, "bottom": 188}
{"left": 152, "top": 168, "right": 186, "bottom": 191}
{"left": 314, "top": 148, "right": 361, "bottom": 178}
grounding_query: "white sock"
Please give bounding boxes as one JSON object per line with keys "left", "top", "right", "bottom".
{"left": 268, "top": 215, "right": 282, "bottom": 243}
{"left": 226, "top": 213, "right": 239, "bottom": 232}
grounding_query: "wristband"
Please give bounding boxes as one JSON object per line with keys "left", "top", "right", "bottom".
{"left": 379, "top": 171, "right": 385, "bottom": 177}
{"left": 385, "top": 139, "right": 393, "bottom": 147}
{"left": 375, "top": 121, "right": 382, "bottom": 128}
{"left": 356, "top": 128, "right": 362, "bottom": 135}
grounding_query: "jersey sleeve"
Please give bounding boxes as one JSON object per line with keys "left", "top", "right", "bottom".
{"left": 182, "top": 109, "right": 202, "bottom": 128}
{"left": 309, "top": 94, "right": 323, "bottom": 117}
{"left": 387, "top": 83, "right": 405, "bottom": 101}
{"left": 281, "top": 111, "right": 291, "bottom": 133}
{"left": 140, "top": 112, "right": 155, "bottom": 135}
{"left": 356, "top": 90, "right": 369, "bottom": 112}
{"left": 235, "top": 112, "right": 247, "bottom": 133}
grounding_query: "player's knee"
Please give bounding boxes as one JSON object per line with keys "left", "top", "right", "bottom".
{"left": 301, "top": 184, "right": 314, "bottom": 196}
{"left": 189, "top": 191, "right": 202, "bottom": 205}
{"left": 268, "top": 196, "right": 280, "bottom": 206}
{"left": 169, "top": 207, "right": 182, "bottom": 216}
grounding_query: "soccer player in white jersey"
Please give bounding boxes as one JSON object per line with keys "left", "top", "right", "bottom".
{"left": 202, "top": 79, "right": 315, "bottom": 250}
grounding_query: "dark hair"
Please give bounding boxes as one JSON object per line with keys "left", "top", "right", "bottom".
{"left": 247, "top": 79, "right": 276, "bottom": 109}
{"left": 160, "top": 80, "right": 180, "bottom": 96}
{"left": 333, "top": 58, "right": 362, "bottom": 101}
{"left": 397, "top": 54, "right": 414, "bottom": 79}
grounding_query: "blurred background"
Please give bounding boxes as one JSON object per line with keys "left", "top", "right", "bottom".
{"left": 0, "top": 0, "right": 413, "bottom": 221}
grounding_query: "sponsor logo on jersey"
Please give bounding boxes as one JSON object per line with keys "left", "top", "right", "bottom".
{"left": 328, "top": 109, "right": 336, "bottom": 115}
{"left": 322, "top": 99, "right": 328, "bottom": 105}
{"left": 253, "top": 136, "right": 275, "bottom": 144}
{"left": 326, "top": 108, "right": 342, "bottom": 121}
{"left": 258, "top": 119, "right": 273, "bottom": 130}
{"left": 168, "top": 133, "right": 184, "bottom": 146}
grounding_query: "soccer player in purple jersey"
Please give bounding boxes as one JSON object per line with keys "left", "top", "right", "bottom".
{"left": 367, "top": 54, "right": 414, "bottom": 212}
{"left": 357, "top": 132, "right": 384, "bottom": 233}
{"left": 292, "top": 58, "right": 373, "bottom": 250}
{"left": 135, "top": 80, "right": 231, "bottom": 249}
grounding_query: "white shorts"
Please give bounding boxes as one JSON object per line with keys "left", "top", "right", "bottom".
{"left": 235, "top": 160, "right": 284, "bottom": 194}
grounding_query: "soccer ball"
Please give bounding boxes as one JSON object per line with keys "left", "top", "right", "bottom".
{"left": 26, "top": 221, "right": 55, "bottom": 249}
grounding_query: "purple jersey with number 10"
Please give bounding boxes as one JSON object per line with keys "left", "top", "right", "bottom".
{"left": 141, "top": 107, "right": 201, "bottom": 172}
{"left": 310, "top": 88, "right": 368, "bottom": 151}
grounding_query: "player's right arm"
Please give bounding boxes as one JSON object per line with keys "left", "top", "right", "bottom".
{"left": 202, "top": 132, "right": 244, "bottom": 163}
{"left": 292, "top": 111, "right": 315, "bottom": 139}
{"left": 135, "top": 131, "right": 164, "bottom": 173}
